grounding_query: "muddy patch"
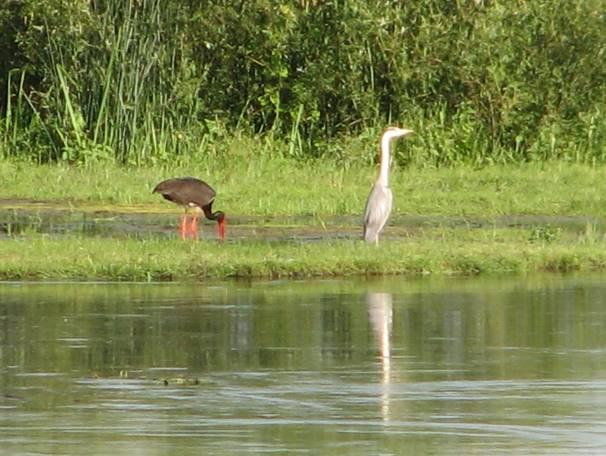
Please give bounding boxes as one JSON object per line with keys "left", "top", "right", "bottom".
{"left": 0, "top": 198, "right": 602, "bottom": 242}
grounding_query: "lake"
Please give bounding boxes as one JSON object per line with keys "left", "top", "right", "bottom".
{"left": 2, "top": 274, "right": 606, "bottom": 454}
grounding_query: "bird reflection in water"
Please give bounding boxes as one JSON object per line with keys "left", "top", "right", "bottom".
{"left": 366, "top": 292, "right": 393, "bottom": 422}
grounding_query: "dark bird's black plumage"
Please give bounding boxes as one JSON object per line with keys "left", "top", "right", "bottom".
{"left": 153, "top": 177, "right": 226, "bottom": 239}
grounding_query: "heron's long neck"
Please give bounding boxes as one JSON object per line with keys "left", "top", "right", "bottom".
{"left": 378, "top": 135, "right": 392, "bottom": 187}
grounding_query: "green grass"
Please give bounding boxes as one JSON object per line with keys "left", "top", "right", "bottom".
{"left": 2, "top": 157, "right": 606, "bottom": 281}
{"left": 1, "top": 159, "right": 605, "bottom": 218}
{"left": 3, "top": 225, "right": 606, "bottom": 281}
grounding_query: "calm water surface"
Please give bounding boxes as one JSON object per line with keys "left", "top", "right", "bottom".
{"left": 2, "top": 275, "right": 606, "bottom": 454}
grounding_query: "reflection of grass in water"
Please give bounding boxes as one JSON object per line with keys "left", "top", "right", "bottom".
{"left": 1, "top": 160, "right": 605, "bottom": 219}
{"left": 4, "top": 226, "right": 606, "bottom": 280}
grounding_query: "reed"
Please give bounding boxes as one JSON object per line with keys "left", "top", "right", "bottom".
{"left": 0, "top": 0, "right": 604, "bottom": 165}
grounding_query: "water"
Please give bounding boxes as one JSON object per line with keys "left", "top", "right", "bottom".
{"left": 1, "top": 202, "right": 600, "bottom": 241}
{"left": 2, "top": 275, "right": 606, "bottom": 454}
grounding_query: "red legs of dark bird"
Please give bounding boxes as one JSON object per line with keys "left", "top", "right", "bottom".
{"left": 179, "top": 214, "right": 188, "bottom": 240}
{"left": 178, "top": 210, "right": 224, "bottom": 241}
{"left": 189, "top": 215, "right": 199, "bottom": 240}
{"left": 217, "top": 219, "right": 226, "bottom": 241}
{"left": 178, "top": 213, "right": 199, "bottom": 240}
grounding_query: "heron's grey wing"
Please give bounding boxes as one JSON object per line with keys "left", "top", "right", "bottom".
{"left": 363, "top": 184, "right": 393, "bottom": 242}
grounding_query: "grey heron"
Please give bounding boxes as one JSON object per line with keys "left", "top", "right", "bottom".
{"left": 363, "top": 127, "right": 413, "bottom": 244}
{"left": 153, "top": 177, "right": 226, "bottom": 240}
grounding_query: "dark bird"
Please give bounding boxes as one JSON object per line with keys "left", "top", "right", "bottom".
{"left": 363, "top": 127, "right": 413, "bottom": 244}
{"left": 153, "top": 177, "right": 226, "bottom": 240}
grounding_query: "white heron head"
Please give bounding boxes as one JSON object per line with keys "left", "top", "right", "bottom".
{"left": 382, "top": 126, "right": 414, "bottom": 142}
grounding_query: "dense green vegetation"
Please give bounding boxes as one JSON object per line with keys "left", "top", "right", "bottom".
{"left": 1, "top": 0, "right": 605, "bottom": 165}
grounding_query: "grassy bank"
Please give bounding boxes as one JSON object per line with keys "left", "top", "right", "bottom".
{"left": 1, "top": 159, "right": 605, "bottom": 218}
{"left": 2, "top": 158, "right": 606, "bottom": 281}
{"left": 3, "top": 224, "right": 606, "bottom": 281}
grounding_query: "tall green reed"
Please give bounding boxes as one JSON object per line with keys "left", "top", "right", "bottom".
{"left": 0, "top": 0, "right": 604, "bottom": 166}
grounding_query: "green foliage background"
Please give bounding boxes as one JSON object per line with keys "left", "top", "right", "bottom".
{"left": 0, "top": 0, "right": 604, "bottom": 165}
